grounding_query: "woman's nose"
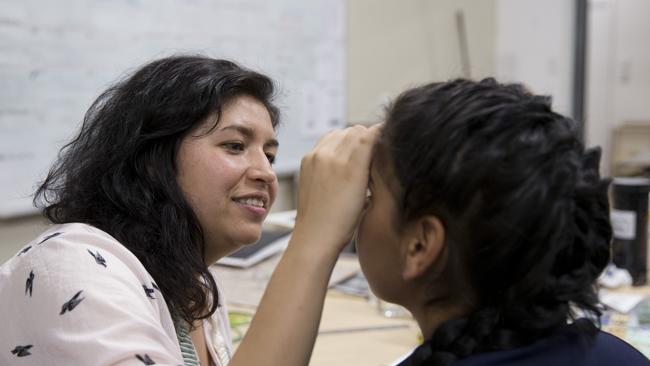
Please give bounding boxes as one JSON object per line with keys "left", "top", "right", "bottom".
{"left": 248, "top": 151, "right": 277, "bottom": 185}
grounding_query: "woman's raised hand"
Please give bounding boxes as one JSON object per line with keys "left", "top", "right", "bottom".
{"left": 292, "top": 123, "right": 382, "bottom": 255}
{"left": 233, "top": 123, "right": 382, "bottom": 366}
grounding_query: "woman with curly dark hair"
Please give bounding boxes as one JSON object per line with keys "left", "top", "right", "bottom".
{"left": 0, "top": 55, "right": 380, "bottom": 366}
{"left": 356, "top": 78, "right": 649, "bottom": 365}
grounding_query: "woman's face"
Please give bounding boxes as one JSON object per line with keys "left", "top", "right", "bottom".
{"left": 355, "top": 161, "right": 406, "bottom": 304}
{"left": 176, "top": 94, "right": 279, "bottom": 263}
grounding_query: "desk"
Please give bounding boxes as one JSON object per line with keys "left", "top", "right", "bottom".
{"left": 218, "top": 233, "right": 650, "bottom": 364}
{"left": 216, "top": 251, "right": 421, "bottom": 365}
{"left": 229, "top": 290, "right": 420, "bottom": 366}
{"left": 310, "top": 291, "right": 419, "bottom": 366}
{"left": 227, "top": 284, "right": 650, "bottom": 364}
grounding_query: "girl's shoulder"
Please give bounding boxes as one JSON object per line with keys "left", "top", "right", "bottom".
{"left": 399, "top": 323, "right": 650, "bottom": 366}
{"left": 452, "top": 326, "right": 650, "bottom": 366}
{"left": 592, "top": 330, "right": 650, "bottom": 364}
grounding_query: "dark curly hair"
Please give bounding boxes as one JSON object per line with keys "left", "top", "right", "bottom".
{"left": 33, "top": 55, "right": 279, "bottom": 326}
{"left": 376, "top": 78, "right": 611, "bottom": 364}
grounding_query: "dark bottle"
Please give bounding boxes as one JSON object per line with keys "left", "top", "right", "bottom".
{"left": 611, "top": 177, "right": 650, "bottom": 286}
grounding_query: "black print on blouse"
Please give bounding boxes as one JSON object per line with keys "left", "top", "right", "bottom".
{"left": 143, "top": 285, "right": 155, "bottom": 299}
{"left": 25, "top": 270, "right": 34, "bottom": 297}
{"left": 60, "top": 290, "right": 84, "bottom": 315}
{"left": 87, "top": 249, "right": 107, "bottom": 267}
{"left": 11, "top": 345, "right": 32, "bottom": 357}
{"left": 38, "top": 232, "right": 61, "bottom": 245}
{"left": 135, "top": 353, "right": 155, "bottom": 365}
{"left": 18, "top": 245, "right": 32, "bottom": 256}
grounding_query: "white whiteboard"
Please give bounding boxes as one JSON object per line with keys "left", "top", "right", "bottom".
{"left": 0, "top": 0, "right": 346, "bottom": 218}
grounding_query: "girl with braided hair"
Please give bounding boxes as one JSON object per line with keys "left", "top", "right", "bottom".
{"left": 356, "top": 78, "right": 649, "bottom": 365}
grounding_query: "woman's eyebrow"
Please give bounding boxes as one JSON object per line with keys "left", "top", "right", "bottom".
{"left": 265, "top": 139, "right": 280, "bottom": 149}
{"left": 218, "top": 124, "right": 253, "bottom": 137}
{"left": 218, "top": 124, "right": 279, "bottom": 148}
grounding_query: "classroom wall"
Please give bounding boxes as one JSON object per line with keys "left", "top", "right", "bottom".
{"left": 494, "top": 0, "right": 575, "bottom": 117}
{"left": 347, "top": 0, "right": 496, "bottom": 123}
{"left": 0, "top": 0, "right": 498, "bottom": 262}
{"left": 10, "top": 1, "right": 650, "bottom": 261}
{"left": 585, "top": 0, "right": 650, "bottom": 175}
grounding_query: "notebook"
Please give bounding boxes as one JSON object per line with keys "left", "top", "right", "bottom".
{"left": 217, "top": 229, "right": 292, "bottom": 268}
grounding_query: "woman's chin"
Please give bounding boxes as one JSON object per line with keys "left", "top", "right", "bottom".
{"left": 205, "top": 232, "right": 262, "bottom": 264}
{"left": 240, "top": 231, "right": 263, "bottom": 246}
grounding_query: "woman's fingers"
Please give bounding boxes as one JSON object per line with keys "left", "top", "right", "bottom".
{"left": 294, "top": 124, "right": 382, "bottom": 252}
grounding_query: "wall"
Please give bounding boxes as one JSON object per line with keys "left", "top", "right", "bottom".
{"left": 0, "top": 0, "right": 499, "bottom": 262}
{"left": 585, "top": 0, "right": 650, "bottom": 175}
{"left": 6, "top": 1, "right": 645, "bottom": 261}
{"left": 0, "top": 0, "right": 346, "bottom": 217}
{"left": 494, "top": 0, "right": 576, "bottom": 117}
{"left": 347, "top": 0, "right": 496, "bottom": 123}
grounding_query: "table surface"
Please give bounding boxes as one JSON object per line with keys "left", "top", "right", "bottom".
{"left": 310, "top": 286, "right": 650, "bottom": 365}
{"left": 230, "top": 289, "right": 420, "bottom": 366}
{"left": 310, "top": 291, "right": 420, "bottom": 366}
{"left": 231, "top": 286, "right": 650, "bottom": 365}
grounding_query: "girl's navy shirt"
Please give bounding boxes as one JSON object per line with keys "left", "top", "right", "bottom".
{"left": 399, "top": 322, "right": 650, "bottom": 366}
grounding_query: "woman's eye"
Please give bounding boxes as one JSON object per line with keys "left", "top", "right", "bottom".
{"left": 223, "top": 142, "right": 245, "bottom": 152}
{"left": 266, "top": 153, "right": 276, "bottom": 165}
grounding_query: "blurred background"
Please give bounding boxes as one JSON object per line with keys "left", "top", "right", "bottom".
{"left": 1, "top": 0, "right": 649, "bottom": 261}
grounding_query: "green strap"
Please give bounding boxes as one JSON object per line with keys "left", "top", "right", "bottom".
{"left": 174, "top": 318, "right": 201, "bottom": 366}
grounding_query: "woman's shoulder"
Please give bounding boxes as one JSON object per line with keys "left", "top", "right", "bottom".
{"left": 3, "top": 222, "right": 146, "bottom": 274}
{"left": 0, "top": 222, "right": 161, "bottom": 310}
{"left": 0, "top": 222, "right": 182, "bottom": 365}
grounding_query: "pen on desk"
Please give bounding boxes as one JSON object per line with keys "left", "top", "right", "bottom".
{"left": 318, "top": 323, "right": 410, "bottom": 335}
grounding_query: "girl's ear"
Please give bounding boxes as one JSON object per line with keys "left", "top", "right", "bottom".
{"left": 401, "top": 216, "right": 445, "bottom": 281}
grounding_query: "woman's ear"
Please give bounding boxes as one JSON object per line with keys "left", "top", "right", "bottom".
{"left": 401, "top": 216, "right": 445, "bottom": 281}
